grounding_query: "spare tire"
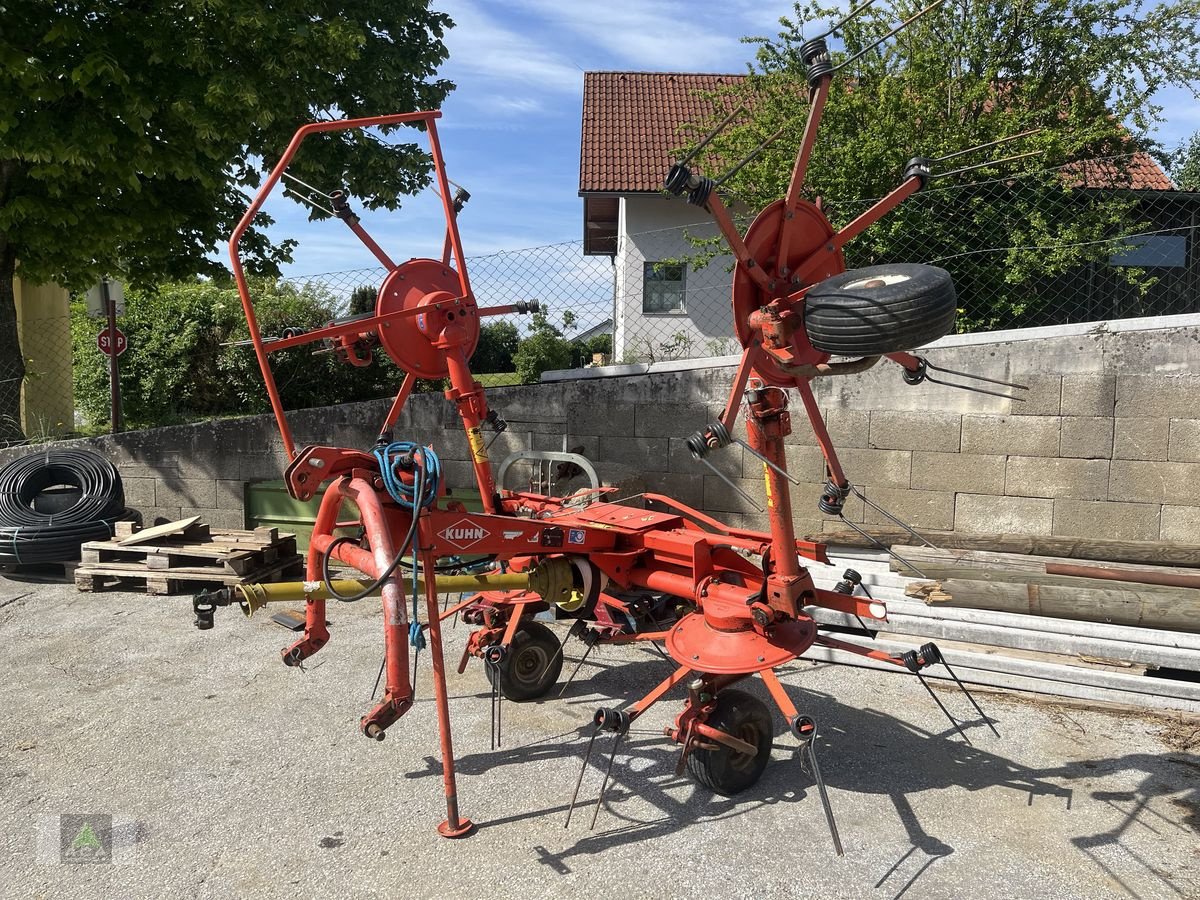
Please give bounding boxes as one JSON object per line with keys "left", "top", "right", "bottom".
{"left": 803, "top": 263, "right": 957, "bottom": 356}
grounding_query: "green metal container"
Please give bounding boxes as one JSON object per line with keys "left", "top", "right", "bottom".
{"left": 244, "top": 480, "right": 485, "bottom": 551}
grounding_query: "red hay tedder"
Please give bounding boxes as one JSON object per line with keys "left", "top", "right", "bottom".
{"left": 194, "top": 15, "right": 1027, "bottom": 850}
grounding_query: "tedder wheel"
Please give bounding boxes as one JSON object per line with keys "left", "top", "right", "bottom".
{"left": 686, "top": 689, "right": 774, "bottom": 796}
{"left": 485, "top": 621, "right": 563, "bottom": 702}
{"left": 802, "top": 263, "right": 957, "bottom": 356}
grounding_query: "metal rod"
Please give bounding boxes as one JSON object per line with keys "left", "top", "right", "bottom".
{"left": 836, "top": 516, "right": 928, "bottom": 577}
{"left": 915, "top": 671, "right": 971, "bottom": 744}
{"left": 697, "top": 456, "right": 766, "bottom": 513}
{"left": 282, "top": 186, "right": 336, "bottom": 217}
{"left": 941, "top": 658, "right": 1001, "bottom": 738}
{"left": 832, "top": 0, "right": 949, "bottom": 72}
{"left": 849, "top": 486, "right": 937, "bottom": 549}
{"left": 924, "top": 373, "right": 1027, "bottom": 401}
{"left": 921, "top": 358, "right": 1029, "bottom": 390}
{"left": 735, "top": 439, "right": 803, "bottom": 485}
{"left": 564, "top": 726, "right": 601, "bottom": 828}
{"left": 590, "top": 732, "right": 626, "bottom": 830}
{"left": 714, "top": 126, "right": 787, "bottom": 189}
{"left": 935, "top": 149, "right": 1045, "bottom": 180}
{"left": 677, "top": 105, "right": 747, "bottom": 169}
{"left": 281, "top": 170, "right": 334, "bottom": 198}
{"left": 812, "top": 0, "right": 878, "bottom": 40}
{"left": 805, "top": 739, "right": 844, "bottom": 856}
{"left": 559, "top": 639, "right": 597, "bottom": 698}
{"left": 933, "top": 128, "right": 1042, "bottom": 163}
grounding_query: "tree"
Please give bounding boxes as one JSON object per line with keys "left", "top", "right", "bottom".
{"left": 688, "top": 1, "right": 1200, "bottom": 330}
{"left": 472, "top": 320, "right": 519, "bottom": 373}
{"left": 513, "top": 311, "right": 573, "bottom": 384}
{"left": 1173, "top": 131, "right": 1200, "bottom": 191}
{"left": 71, "top": 277, "right": 402, "bottom": 428}
{"left": 1, "top": 1, "right": 454, "bottom": 440}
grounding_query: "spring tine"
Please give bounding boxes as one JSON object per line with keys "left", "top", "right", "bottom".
{"left": 677, "top": 104, "right": 747, "bottom": 169}
{"left": 915, "top": 671, "right": 970, "bottom": 744}
{"left": 804, "top": 734, "right": 844, "bottom": 856}
{"left": 925, "top": 373, "right": 1027, "bottom": 401}
{"left": 811, "top": 0, "right": 879, "bottom": 41}
{"left": 849, "top": 485, "right": 937, "bottom": 548}
{"left": 559, "top": 638, "right": 597, "bottom": 698}
{"left": 589, "top": 731, "right": 626, "bottom": 830}
{"left": 933, "top": 128, "right": 1042, "bottom": 164}
{"left": 697, "top": 456, "right": 766, "bottom": 512}
{"left": 832, "top": 0, "right": 949, "bottom": 73}
{"left": 921, "top": 358, "right": 1030, "bottom": 390}
{"left": 496, "top": 673, "right": 503, "bottom": 748}
{"left": 936, "top": 149, "right": 1045, "bottom": 180}
{"left": 564, "top": 725, "right": 601, "bottom": 828}
{"left": 370, "top": 654, "right": 385, "bottom": 701}
{"left": 281, "top": 170, "right": 334, "bottom": 199}
{"left": 941, "top": 658, "right": 1001, "bottom": 738}
{"left": 836, "top": 516, "right": 929, "bottom": 577}
{"left": 282, "top": 186, "right": 336, "bottom": 218}
{"left": 735, "top": 439, "right": 803, "bottom": 485}
{"left": 713, "top": 125, "right": 788, "bottom": 190}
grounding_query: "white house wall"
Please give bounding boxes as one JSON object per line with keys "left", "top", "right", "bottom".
{"left": 614, "top": 195, "right": 736, "bottom": 362}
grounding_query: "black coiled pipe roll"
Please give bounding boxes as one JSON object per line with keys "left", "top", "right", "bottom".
{"left": 0, "top": 449, "right": 134, "bottom": 564}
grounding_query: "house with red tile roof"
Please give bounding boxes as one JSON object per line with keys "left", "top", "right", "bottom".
{"left": 580, "top": 71, "right": 1189, "bottom": 359}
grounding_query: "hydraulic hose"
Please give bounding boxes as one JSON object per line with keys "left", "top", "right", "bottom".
{"left": 0, "top": 449, "right": 134, "bottom": 564}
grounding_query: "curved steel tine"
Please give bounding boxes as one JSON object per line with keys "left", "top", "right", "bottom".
{"left": 849, "top": 485, "right": 937, "bottom": 548}
{"left": 925, "top": 374, "right": 1026, "bottom": 401}
{"left": 935, "top": 149, "right": 1045, "bottom": 180}
{"left": 921, "top": 359, "right": 1029, "bottom": 390}
{"left": 932, "top": 128, "right": 1042, "bottom": 164}
{"left": 677, "top": 104, "right": 747, "bottom": 169}
{"left": 832, "top": 0, "right": 949, "bottom": 73}
{"left": 735, "top": 439, "right": 803, "bottom": 485}
{"left": 811, "top": 0, "right": 879, "bottom": 41}
{"left": 836, "top": 516, "right": 929, "bottom": 577}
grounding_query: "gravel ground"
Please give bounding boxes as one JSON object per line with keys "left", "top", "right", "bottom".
{"left": 1, "top": 575, "right": 1197, "bottom": 900}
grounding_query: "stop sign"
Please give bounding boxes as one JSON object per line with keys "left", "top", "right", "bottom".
{"left": 97, "top": 325, "right": 127, "bottom": 357}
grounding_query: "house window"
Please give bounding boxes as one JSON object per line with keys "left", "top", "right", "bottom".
{"left": 643, "top": 262, "right": 686, "bottom": 314}
{"left": 1109, "top": 235, "right": 1187, "bottom": 268}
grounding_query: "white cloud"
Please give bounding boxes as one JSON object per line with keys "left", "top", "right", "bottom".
{"left": 436, "top": 0, "right": 582, "bottom": 92}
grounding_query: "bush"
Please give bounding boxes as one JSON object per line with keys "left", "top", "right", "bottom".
{"left": 72, "top": 278, "right": 406, "bottom": 428}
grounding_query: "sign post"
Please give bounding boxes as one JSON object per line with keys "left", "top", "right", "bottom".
{"left": 100, "top": 278, "right": 123, "bottom": 433}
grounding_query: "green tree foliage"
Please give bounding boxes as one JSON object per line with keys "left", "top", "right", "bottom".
{"left": 688, "top": 1, "right": 1200, "bottom": 331}
{"left": 513, "top": 311, "right": 573, "bottom": 384}
{"left": 71, "top": 278, "right": 404, "bottom": 427}
{"left": 472, "top": 320, "right": 520, "bottom": 373}
{"left": 2, "top": 1, "right": 453, "bottom": 440}
{"left": 347, "top": 285, "right": 378, "bottom": 316}
{"left": 1173, "top": 132, "right": 1200, "bottom": 191}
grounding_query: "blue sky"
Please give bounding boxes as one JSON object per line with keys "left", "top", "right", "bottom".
{"left": 269, "top": 0, "right": 1200, "bottom": 281}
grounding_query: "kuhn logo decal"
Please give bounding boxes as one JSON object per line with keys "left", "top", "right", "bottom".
{"left": 439, "top": 519, "right": 490, "bottom": 550}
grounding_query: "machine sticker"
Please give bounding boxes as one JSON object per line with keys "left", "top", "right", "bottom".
{"left": 502, "top": 530, "right": 524, "bottom": 541}
{"left": 466, "top": 426, "right": 489, "bottom": 463}
{"left": 541, "top": 527, "right": 564, "bottom": 548}
{"left": 568, "top": 529, "right": 586, "bottom": 545}
{"left": 763, "top": 463, "right": 774, "bottom": 509}
{"left": 438, "top": 518, "right": 491, "bottom": 550}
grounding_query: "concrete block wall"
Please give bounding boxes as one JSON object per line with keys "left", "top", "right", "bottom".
{"left": 3, "top": 314, "right": 1197, "bottom": 544}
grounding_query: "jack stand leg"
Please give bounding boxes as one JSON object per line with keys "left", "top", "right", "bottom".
{"left": 792, "top": 716, "right": 843, "bottom": 857}
{"left": 423, "top": 558, "right": 474, "bottom": 839}
{"left": 922, "top": 643, "right": 999, "bottom": 738}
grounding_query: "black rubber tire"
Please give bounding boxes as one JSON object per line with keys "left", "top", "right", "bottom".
{"left": 485, "top": 621, "right": 563, "bottom": 702}
{"left": 685, "top": 689, "right": 774, "bottom": 796}
{"left": 803, "top": 263, "right": 957, "bottom": 356}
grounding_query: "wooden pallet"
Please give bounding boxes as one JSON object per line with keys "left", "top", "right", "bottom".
{"left": 74, "top": 522, "right": 304, "bottom": 595}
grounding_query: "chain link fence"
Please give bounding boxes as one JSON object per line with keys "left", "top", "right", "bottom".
{"left": 288, "top": 178, "right": 1200, "bottom": 373}
{"left": 1, "top": 313, "right": 75, "bottom": 447}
